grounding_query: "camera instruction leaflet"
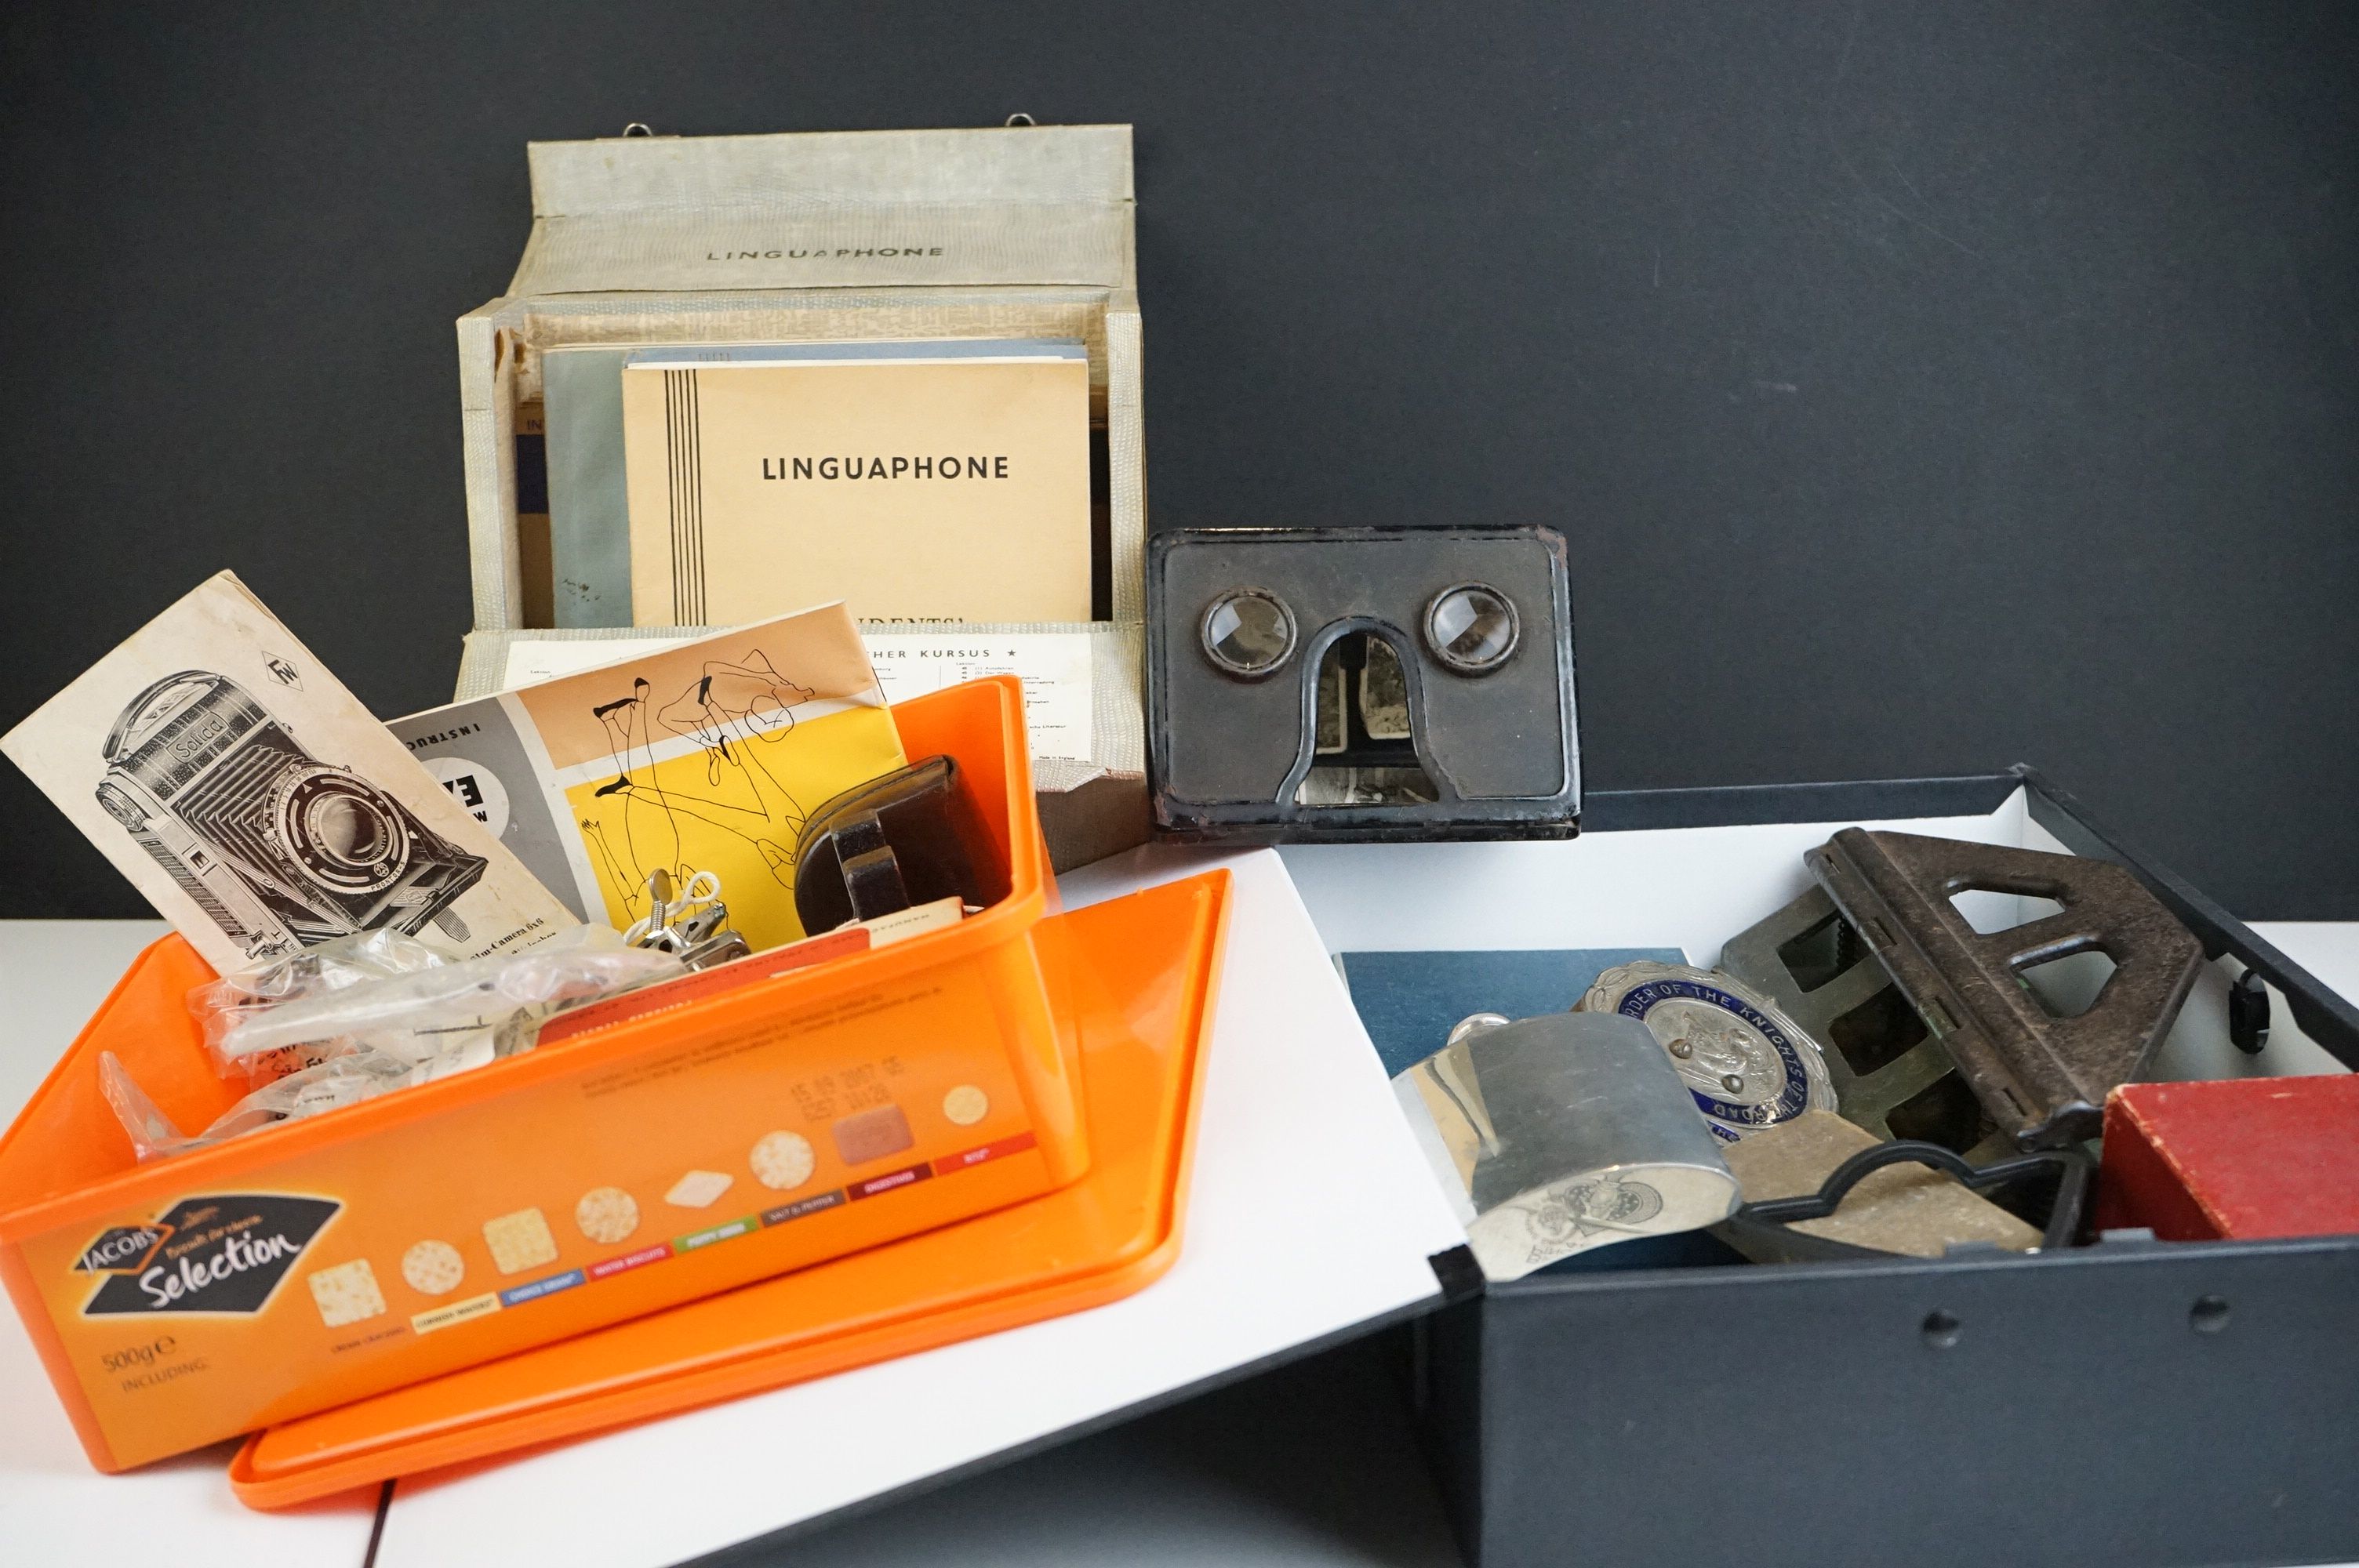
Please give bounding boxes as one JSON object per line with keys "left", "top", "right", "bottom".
{"left": 391, "top": 602, "right": 907, "bottom": 953}
{"left": 0, "top": 572, "right": 578, "bottom": 974}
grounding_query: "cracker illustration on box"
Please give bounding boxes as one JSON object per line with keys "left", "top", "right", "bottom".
{"left": 574, "top": 1186, "right": 639, "bottom": 1244}
{"left": 665, "top": 1170, "right": 733, "bottom": 1209}
{"left": 400, "top": 1240, "right": 465, "bottom": 1296}
{"left": 750, "top": 1131, "right": 815, "bottom": 1191}
{"left": 307, "top": 1259, "right": 387, "bottom": 1328}
{"left": 482, "top": 1207, "right": 558, "bottom": 1275}
{"left": 942, "top": 1085, "right": 990, "bottom": 1127}
{"left": 833, "top": 1105, "right": 914, "bottom": 1165}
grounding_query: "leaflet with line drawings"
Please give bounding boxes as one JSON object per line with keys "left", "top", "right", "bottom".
{"left": 578, "top": 653, "right": 815, "bottom": 927}
{"left": 388, "top": 602, "right": 907, "bottom": 953}
{"left": 2, "top": 571, "right": 573, "bottom": 973}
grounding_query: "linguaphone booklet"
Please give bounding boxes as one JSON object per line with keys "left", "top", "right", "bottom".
{"left": 620, "top": 339, "right": 1092, "bottom": 628}
{"left": 0, "top": 572, "right": 578, "bottom": 973}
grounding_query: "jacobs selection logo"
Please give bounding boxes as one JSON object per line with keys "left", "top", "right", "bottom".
{"left": 76, "top": 1194, "right": 340, "bottom": 1317}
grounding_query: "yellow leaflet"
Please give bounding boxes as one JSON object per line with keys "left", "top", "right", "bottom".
{"left": 568, "top": 703, "right": 906, "bottom": 950}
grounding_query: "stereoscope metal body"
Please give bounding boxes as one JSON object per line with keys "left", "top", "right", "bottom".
{"left": 1146, "top": 525, "right": 1578, "bottom": 842}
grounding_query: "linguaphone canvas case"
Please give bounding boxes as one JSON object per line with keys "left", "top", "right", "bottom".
{"left": 453, "top": 124, "right": 1150, "bottom": 871}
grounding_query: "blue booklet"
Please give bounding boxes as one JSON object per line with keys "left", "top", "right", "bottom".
{"left": 1335, "top": 947, "right": 1686, "bottom": 1080}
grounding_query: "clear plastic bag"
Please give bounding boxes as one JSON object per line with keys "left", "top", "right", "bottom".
{"left": 191, "top": 927, "right": 448, "bottom": 1083}
{"left": 101, "top": 1047, "right": 465, "bottom": 1162}
{"left": 202, "top": 926, "right": 677, "bottom": 1071}
{"left": 107, "top": 928, "right": 684, "bottom": 1160}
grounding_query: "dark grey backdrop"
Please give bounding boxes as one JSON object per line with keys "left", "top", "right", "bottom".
{"left": 3, "top": 1, "right": 2354, "bottom": 918}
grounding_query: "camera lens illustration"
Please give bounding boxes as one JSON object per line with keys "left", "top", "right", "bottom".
{"left": 281, "top": 771, "right": 409, "bottom": 892}
{"left": 96, "top": 670, "right": 485, "bottom": 957}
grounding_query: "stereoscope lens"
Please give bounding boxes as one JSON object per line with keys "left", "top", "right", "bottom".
{"left": 1425, "top": 585, "right": 1518, "bottom": 673}
{"left": 1200, "top": 589, "right": 1296, "bottom": 678}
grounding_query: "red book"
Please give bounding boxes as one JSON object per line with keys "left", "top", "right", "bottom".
{"left": 2098, "top": 1075, "right": 2359, "bottom": 1240}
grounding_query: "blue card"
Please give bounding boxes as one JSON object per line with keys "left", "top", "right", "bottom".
{"left": 1335, "top": 947, "right": 1686, "bottom": 1078}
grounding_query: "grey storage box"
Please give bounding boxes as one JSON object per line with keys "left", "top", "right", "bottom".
{"left": 1276, "top": 771, "right": 2359, "bottom": 1568}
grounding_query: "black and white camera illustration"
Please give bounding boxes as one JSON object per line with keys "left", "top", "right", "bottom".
{"left": 92, "top": 670, "right": 487, "bottom": 959}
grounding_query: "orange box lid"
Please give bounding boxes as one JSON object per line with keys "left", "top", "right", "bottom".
{"left": 227, "top": 865, "right": 1230, "bottom": 1508}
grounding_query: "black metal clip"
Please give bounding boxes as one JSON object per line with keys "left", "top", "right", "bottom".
{"left": 2229, "top": 968, "right": 2271, "bottom": 1054}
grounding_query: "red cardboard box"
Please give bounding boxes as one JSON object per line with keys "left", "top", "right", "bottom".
{"left": 2098, "top": 1076, "right": 2359, "bottom": 1241}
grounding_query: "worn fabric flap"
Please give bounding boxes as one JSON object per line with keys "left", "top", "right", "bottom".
{"left": 511, "top": 125, "right": 1132, "bottom": 295}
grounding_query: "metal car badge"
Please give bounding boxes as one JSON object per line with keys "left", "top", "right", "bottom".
{"left": 1580, "top": 961, "right": 1837, "bottom": 1142}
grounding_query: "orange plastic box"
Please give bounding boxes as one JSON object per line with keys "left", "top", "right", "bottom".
{"left": 0, "top": 676, "right": 1087, "bottom": 1472}
{"left": 230, "top": 864, "right": 1230, "bottom": 1508}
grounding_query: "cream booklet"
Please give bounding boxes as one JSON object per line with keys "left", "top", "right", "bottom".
{"left": 620, "top": 339, "right": 1092, "bottom": 628}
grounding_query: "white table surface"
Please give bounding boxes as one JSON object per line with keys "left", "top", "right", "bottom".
{"left": 5, "top": 916, "right": 2356, "bottom": 1567}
